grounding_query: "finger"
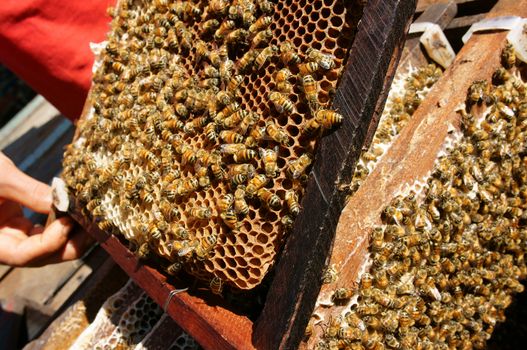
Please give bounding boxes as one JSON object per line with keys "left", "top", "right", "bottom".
{"left": 32, "top": 229, "right": 96, "bottom": 266}
{"left": 8, "top": 217, "right": 73, "bottom": 266}
{"left": 0, "top": 166, "right": 52, "bottom": 214}
{"left": 2, "top": 216, "right": 34, "bottom": 234}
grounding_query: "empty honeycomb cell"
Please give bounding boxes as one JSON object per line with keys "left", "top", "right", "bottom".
{"left": 330, "top": 15, "right": 344, "bottom": 28}
{"left": 309, "top": 10, "right": 320, "bottom": 22}
{"left": 234, "top": 245, "right": 247, "bottom": 256}
{"left": 238, "top": 267, "right": 250, "bottom": 280}
{"left": 257, "top": 231, "right": 271, "bottom": 243}
{"left": 225, "top": 257, "right": 237, "bottom": 268}
{"left": 253, "top": 245, "right": 265, "bottom": 255}
{"left": 321, "top": 7, "right": 332, "bottom": 19}
{"left": 225, "top": 268, "right": 238, "bottom": 280}
{"left": 293, "top": 37, "right": 303, "bottom": 48}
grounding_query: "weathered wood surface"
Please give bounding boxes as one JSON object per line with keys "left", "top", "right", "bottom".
{"left": 306, "top": 0, "right": 527, "bottom": 346}
{"left": 416, "top": 0, "right": 495, "bottom": 13}
{"left": 253, "top": 1, "right": 416, "bottom": 349}
{"left": 69, "top": 209, "right": 255, "bottom": 350}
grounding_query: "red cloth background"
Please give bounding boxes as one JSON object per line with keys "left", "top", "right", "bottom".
{"left": 0, "top": 1, "right": 114, "bottom": 120}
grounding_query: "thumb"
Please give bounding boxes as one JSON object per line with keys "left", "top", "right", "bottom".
{"left": 0, "top": 162, "right": 52, "bottom": 214}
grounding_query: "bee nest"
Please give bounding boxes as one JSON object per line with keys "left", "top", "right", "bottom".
{"left": 62, "top": 0, "right": 364, "bottom": 290}
{"left": 312, "top": 44, "right": 527, "bottom": 350}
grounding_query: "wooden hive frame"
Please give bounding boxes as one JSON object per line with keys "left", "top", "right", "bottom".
{"left": 67, "top": 0, "right": 416, "bottom": 349}
{"left": 304, "top": 0, "right": 527, "bottom": 346}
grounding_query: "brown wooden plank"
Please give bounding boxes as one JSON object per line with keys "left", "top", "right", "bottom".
{"left": 69, "top": 209, "right": 255, "bottom": 350}
{"left": 446, "top": 13, "right": 486, "bottom": 29}
{"left": 0, "top": 260, "right": 83, "bottom": 307}
{"left": 307, "top": 0, "right": 527, "bottom": 345}
{"left": 416, "top": 0, "right": 493, "bottom": 13}
{"left": 253, "top": 1, "right": 417, "bottom": 349}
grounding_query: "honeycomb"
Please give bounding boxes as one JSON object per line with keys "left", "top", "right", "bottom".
{"left": 312, "top": 44, "right": 527, "bottom": 349}
{"left": 62, "top": 0, "right": 364, "bottom": 290}
{"left": 349, "top": 63, "right": 443, "bottom": 194}
{"left": 70, "top": 279, "right": 200, "bottom": 350}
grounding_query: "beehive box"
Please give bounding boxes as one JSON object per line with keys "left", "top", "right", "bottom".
{"left": 304, "top": 0, "right": 527, "bottom": 348}
{"left": 62, "top": 0, "right": 416, "bottom": 348}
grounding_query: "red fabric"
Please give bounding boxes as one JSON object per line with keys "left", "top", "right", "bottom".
{"left": 0, "top": 1, "right": 114, "bottom": 120}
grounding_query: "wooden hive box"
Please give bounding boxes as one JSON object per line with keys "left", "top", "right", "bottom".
{"left": 66, "top": 0, "right": 416, "bottom": 348}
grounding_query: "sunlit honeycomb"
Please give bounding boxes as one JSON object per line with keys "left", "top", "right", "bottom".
{"left": 62, "top": 0, "right": 364, "bottom": 290}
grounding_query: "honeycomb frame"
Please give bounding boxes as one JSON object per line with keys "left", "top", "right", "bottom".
{"left": 62, "top": 0, "right": 365, "bottom": 290}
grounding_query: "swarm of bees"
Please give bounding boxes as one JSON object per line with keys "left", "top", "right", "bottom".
{"left": 62, "top": 0, "right": 363, "bottom": 291}
{"left": 312, "top": 44, "right": 527, "bottom": 349}
{"left": 349, "top": 64, "right": 443, "bottom": 195}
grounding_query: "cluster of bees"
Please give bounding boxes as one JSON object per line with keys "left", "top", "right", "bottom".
{"left": 312, "top": 44, "right": 527, "bottom": 349}
{"left": 62, "top": 0, "right": 357, "bottom": 290}
{"left": 349, "top": 63, "right": 443, "bottom": 195}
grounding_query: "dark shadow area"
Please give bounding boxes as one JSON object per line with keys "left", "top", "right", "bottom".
{"left": 0, "top": 65, "right": 36, "bottom": 129}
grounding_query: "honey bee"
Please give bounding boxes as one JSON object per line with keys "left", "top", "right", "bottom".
{"left": 237, "top": 50, "right": 258, "bottom": 73}
{"left": 86, "top": 198, "right": 102, "bottom": 211}
{"left": 255, "top": 45, "right": 278, "bottom": 68}
{"left": 249, "top": 16, "right": 272, "bottom": 34}
{"left": 234, "top": 187, "right": 250, "bottom": 216}
{"left": 195, "top": 39, "right": 209, "bottom": 62}
{"left": 98, "top": 220, "right": 115, "bottom": 233}
{"left": 269, "top": 91, "right": 295, "bottom": 114}
{"left": 246, "top": 174, "right": 268, "bottom": 197}
{"left": 315, "top": 109, "right": 343, "bottom": 129}
{"left": 166, "top": 261, "right": 184, "bottom": 276}
{"left": 220, "top": 59, "right": 235, "bottom": 84}
{"left": 298, "top": 62, "right": 319, "bottom": 76}
{"left": 220, "top": 143, "right": 247, "bottom": 155}
{"left": 502, "top": 42, "right": 516, "bottom": 68}
{"left": 266, "top": 120, "right": 290, "bottom": 146}
{"left": 217, "top": 194, "right": 234, "bottom": 212}
{"left": 214, "top": 20, "right": 236, "bottom": 40}
{"left": 220, "top": 209, "right": 239, "bottom": 229}
{"left": 332, "top": 287, "right": 354, "bottom": 301}
{"left": 275, "top": 68, "right": 292, "bottom": 82}
{"left": 230, "top": 173, "right": 247, "bottom": 188}
{"left": 204, "top": 122, "right": 219, "bottom": 143}
{"left": 258, "top": 187, "right": 281, "bottom": 209}
{"left": 200, "top": 18, "right": 220, "bottom": 36}
{"left": 238, "top": 112, "right": 260, "bottom": 136}
{"left": 256, "top": 0, "right": 274, "bottom": 14}
{"left": 302, "top": 74, "right": 319, "bottom": 108}
{"left": 227, "top": 74, "right": 244, "bottom": 92}
{"left": 285, "top": 190, "right": 300, "bottom": 216}
{"left": 252, "top": 29, "right": 272, "bottom": 47}
{"left": 259, "top": 147, "right": 279, "bottom": 177}
{"left": 190, "top": 206, "right": 212, "bottom": 220}
{"left": 210, "top": 276, "right": 224, "bottom": 295}
{"left": 301, "top": 118, "right": 321, "bottom": 137}
{"left": 306, "top": 48, "right": 336, "bottom": 70}
{"left": 209, "top": 0, "right": 230, "bottom": 16}
{"left": 287, "top": 153, "right": 312, "bottom": 179}
{"left": 225, "top": 28, "right": 249, "bottom": 46}
{"left": 229, "top": 163, "right": 256, "bottom": 179}
{"left": 220, "top": 130, "right": 244, "bottom": 144}
{"left": 280, "top": 41, "right": 301, "bottom": 65}
{"left": 233, "top": 149, "right": 257, "bottom": 163}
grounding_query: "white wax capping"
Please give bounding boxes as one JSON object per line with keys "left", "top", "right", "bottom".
{"left": 51, "top": 177, "right": 70, "bottom": 212}
{"left": 410, "top": 22, "right": 455, "bottom": 68}
{"left": 90, "top": 41, "right": 107, "bottom": 74}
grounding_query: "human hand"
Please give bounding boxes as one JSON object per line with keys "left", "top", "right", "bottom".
{"left": 0, "top": 152, "right": 93, "bottom": 267}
